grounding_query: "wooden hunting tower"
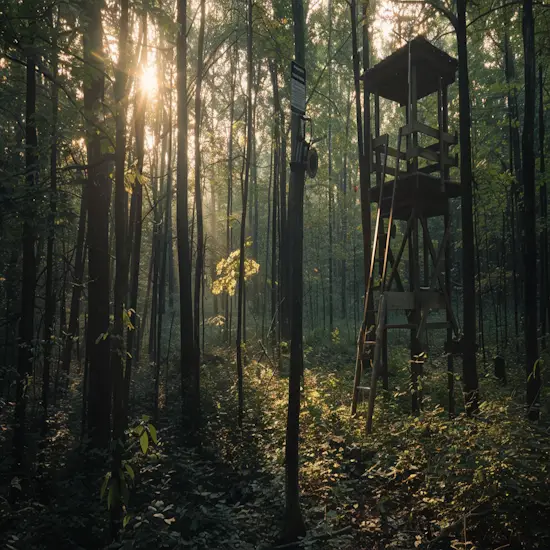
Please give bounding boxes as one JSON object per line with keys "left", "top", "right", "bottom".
{"left": 352, "top": 36, "right": 462, "bottom": 432}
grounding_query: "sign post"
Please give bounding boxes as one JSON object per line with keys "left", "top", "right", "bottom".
{"left": 290, "top": 61, "right": 306, "bottom": 116}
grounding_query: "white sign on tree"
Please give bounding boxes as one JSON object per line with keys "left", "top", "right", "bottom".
{"left": 290, "top": 61, "right": 306, "bottom": 116}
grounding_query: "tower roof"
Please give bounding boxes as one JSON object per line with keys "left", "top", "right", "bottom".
{"left": 362, "top": 36, "right": 458, "bottom": 105}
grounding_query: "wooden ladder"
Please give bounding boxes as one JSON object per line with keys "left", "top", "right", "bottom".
{"left": 351, "top": 130, "right": 403, "bottom": 433}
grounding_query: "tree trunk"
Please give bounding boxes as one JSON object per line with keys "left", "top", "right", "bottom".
{"left": 521, "top": 0, "right": 540, "bottom": 419}
{"left": 226, "top": 34, "right": 237, "bottom": 344}
{"left": 177, "top": 0, "right": 199, "bottom": 434}
{"left": 125, "top": 11, "right": 147, "bottom": 417}
{"left": 235, "top": 0, "right": 253, "bottom": 429}
{"left": 327, "top": 0, "right": 334, "bottom": 332}
{"left": 269, "top": 61, "right": 280, "bottom": 350}
{"left": 194, "top": 0, "right": 206, "bottom": 358}
{"left": 283, "top": 0, "right": 307, "bottom": 541}
{"left": 456, "top": 0, "right": 479, "bottom": 413}
{"left": 13, "top": 40, "right": 38, "bottom": 472}
{"left": 110, "top": 0, "right": 129, "bottom": 535}
{"left": 42, "top": 9, "right": 59, "bottom": 434}
{"left": 503, "top": 29, "right": 521, "bottom": 348}
{"left": 83, "top": 0, "right": 111, "bottom": 448}
{"left": 538, "top": 63, "right": 547, "bottom": 350}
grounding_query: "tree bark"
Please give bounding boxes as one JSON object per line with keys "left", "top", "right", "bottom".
{"left": 521, "top": 0, "right": 540, "bottom": 419}
{"left": 177, "top": 0, "right": 199, "bottom": 434}
{"left": 456, "top": 0, "right": 479, "bottom": 413}
{"left": 327, "top": 0, "right": 334, "bottom": 331}
{"left": 539, "top": 63, "right": 548, "bottom": 350}
{"left": 13, "top": 37, "right": 38, "bottom": 472}
{"left": 42, "top": 9, "right": 59, "bottom": 434}
{"left": 110, "top": 0, "right": 129, "bottom": 536}
{"left": 283, "top": 0, "right": 307, "bottom": 541}
{"left": 235, "top": 0, "right": 253, "bottom": 429}
{"left": 194, "top": 0, "right": 206, "bottom": 358}
{"left": 125, "top": 11, "right": 147, "bottom": 417}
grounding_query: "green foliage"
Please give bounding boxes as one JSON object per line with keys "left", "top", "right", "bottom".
{"left": 99, "top": 417, "right": 159, "bottom": 532}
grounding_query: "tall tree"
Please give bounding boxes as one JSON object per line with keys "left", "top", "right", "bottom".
{"left": 327, "top": 0, "right": 334, "bottom": 331}
{"left": 236, "top": 0, "right": 253, "bottom": 429}
{"left": 194, "top": 0, "right": 206, "bottom": 356}
{"left": 42, "top": 8, "right": 59, "bottom": 433}
{"left": 456, "top": 0, "right": 479, "bottom": 413}
{"left": 177, "top": 0, "right": 199, "bottom": 433}
{"left": 13, "top": 25, "right": 38, "bottom": 470}
{"left": 283, "top": 0, "right": 307, "bottom": 541}
{"left": 522, "top": 0, "right": 540, "bottom": 419}
{"left": 125, "top": 12, "right": 147, "bottom": 414}
{"left": 84, "top": 0, "right": 111, "bottom": 447}
{"left": 110, "top": 0, "right": 130, "bottom": 535}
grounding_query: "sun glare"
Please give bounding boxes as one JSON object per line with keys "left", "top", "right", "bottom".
{"left": 139, "top": 65, "right": 158, "bottom": 97}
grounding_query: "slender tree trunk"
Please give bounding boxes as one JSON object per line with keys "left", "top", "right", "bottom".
{"left": 125, "top": 12, "right": 147, "bottom": 417}
{"left": 504, "top": 29, "right": 521, "bottom": 349}
{"left": 270, "top": 62, "right": 280, "bottom": 350}
{"left": 327, "top": 0, "right": 334, "bottom": 332}
{"left": 156, "top": 69, "right": 174, "bottom": 421}
{"left": 194, "top": 0, "right": 206, "bottom": 358}
{"left": 177, "top": 0, "right": 199, "bottom": 434}
{"left": 538, "top": 64, "right": 547, "bottom": 350}
{"left": 13, "top": 39, "right": 38, "bottom": 472}
{"left": 84, "top": 0, "right": 111, "bottom": 447}
{"left": 226, "top": 35, "right": 237, "bottom": 345}
{"left": 110, "top": 0, "right": 129, "bottom": 535}
{"left": 341, "top": 86, "right": 351, "bottom": 321}
{"left": 42, "top": 10, "right": 59, "bottom": 434}
{"left": 283, "top": 0, "right": 307, "bottom": 540}
{"left": 522, "top": 0, "right": 540, "bottom": 419}
{"left": 456, "top": 0, "right": 479, "bottom": 413}
{"left": 62, "top": 182, "right": 87, "bottom": 383}
{"left": 236, "top": 0, "right": 253, "bottom": 429}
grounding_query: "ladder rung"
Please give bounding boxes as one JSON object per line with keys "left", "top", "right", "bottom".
{"left": 386, "top": 323, "right": 417, "bottom": 329}
{"left": 365, "top": 340, "right": 377, "bottom": 346}
{"left": 356, "top": 386, "right": 371, "bottom": 392}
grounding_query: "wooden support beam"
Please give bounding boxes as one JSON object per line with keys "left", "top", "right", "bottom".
{"left": 387, "top": 212, "right": 414, "bottom": 290}
{"left": 419, "top": 216, "right": 460, "bottom": 336}
{"left": 406, "top": 146, "right": 457, "bottom": 166}
{"left": 402, "top": 120, "right": 457, "bottom": 144}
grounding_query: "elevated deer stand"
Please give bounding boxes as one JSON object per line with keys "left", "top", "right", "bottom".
{"left": 351, "top": 36, "right": 462, "bottom": 433}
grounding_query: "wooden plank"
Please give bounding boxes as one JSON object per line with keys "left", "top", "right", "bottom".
{"left": 387, "top": 323, "right": 417, "bottom": 329}
{"left": 372, "top": 145, "right": 406, "bottom": 160}
{"left": 372, "top": 134, "right": 388, "bottom": 148}
{"left": 371, "top": 163, "right": 398, "bottom": 177}
{"left": 418, "top": 163, "right": 440, "bottom": 175}
{"left": 402, "top": 120, "right": 457, "bottom": 144}
{"left": 407, "top": 146, "right": 457, "bottom": 166}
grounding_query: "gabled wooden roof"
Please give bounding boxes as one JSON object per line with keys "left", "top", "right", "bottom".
{"left": 362, "top": 36, "right": 458, "bottom": 105}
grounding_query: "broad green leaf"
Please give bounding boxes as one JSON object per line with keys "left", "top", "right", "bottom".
{"left": 140, "top": 431, "right": 149, "bottom": 454}
{"left": 124, "top": 463, "right": 135, "bottom": 480}
{"left": 148, "top": 423, "right": 158, "bottom": 445}
{"left": 134, "top": 425, "right": 144, "bottom": 436}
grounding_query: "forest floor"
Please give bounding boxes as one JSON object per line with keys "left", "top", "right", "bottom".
{"left": 1, "top": 342, "right": 550, "bottom": 549}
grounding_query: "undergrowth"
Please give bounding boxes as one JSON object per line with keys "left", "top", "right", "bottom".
{"left": 1, "top": 346, "right": 549, "bottom": 550}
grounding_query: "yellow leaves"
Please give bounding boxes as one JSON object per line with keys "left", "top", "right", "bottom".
{"left": 124, "top": 165, "right": 145, "bottom": 194}
{"left": 211, "top": 247, "right": 260, "bottom": 296}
